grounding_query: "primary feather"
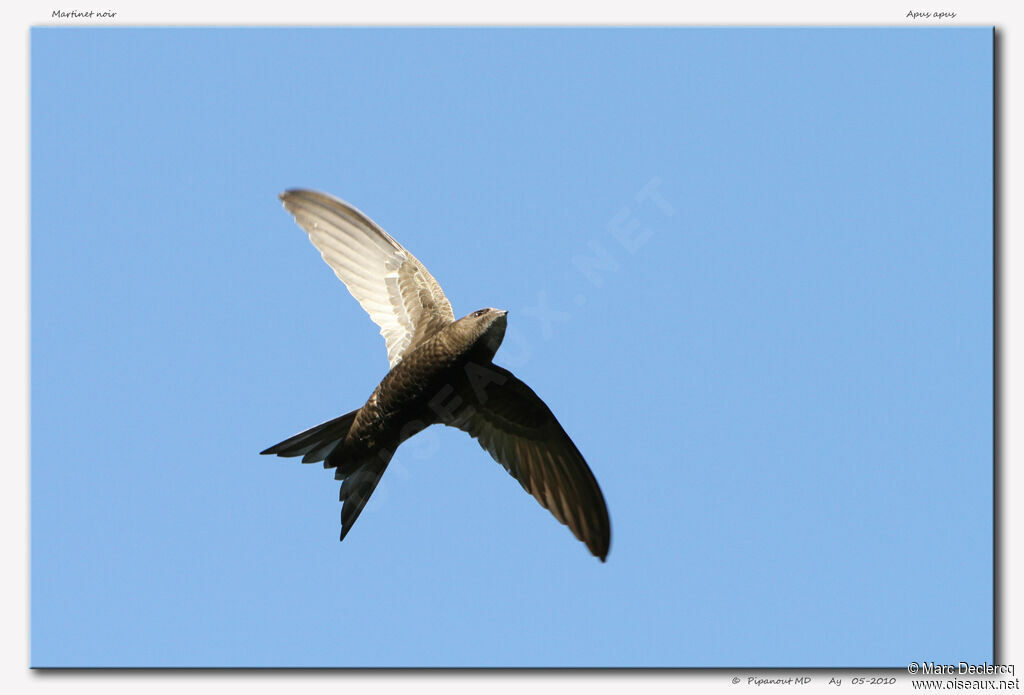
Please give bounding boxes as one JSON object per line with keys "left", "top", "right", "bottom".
{"left": 280, "top": 189, "right": 455, "bottom": 367}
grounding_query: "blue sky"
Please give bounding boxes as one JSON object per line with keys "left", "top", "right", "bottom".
{"left": 31, "top": 27, "right": 992, "bottom": 667}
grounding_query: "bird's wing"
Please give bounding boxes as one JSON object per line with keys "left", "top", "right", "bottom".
{"left": 451, "top": 365, "right": 611, "bottom": 560}
{"left": 279, "top": 189, "right": 455, "bottom": 367}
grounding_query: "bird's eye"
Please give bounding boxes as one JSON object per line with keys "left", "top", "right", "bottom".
{"left": 472, "top": 309, "right": 487, "bottom": 318}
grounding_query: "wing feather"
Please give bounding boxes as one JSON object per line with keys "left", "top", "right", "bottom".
{"left": 451, "top": 366, "right": 611, "bottom": 561}
{"left": 279, "top": 189, "right": 455, "bottom": 367}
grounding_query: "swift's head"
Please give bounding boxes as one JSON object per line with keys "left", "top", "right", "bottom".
{"left": 454, "top": 307, "right": 508, "bottom": 361}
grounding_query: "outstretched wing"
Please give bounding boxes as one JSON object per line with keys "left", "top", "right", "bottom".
{"left": 452, "top": 365, "right": 611, "bottom": 561}
{"left": 279, "top": 189, "right": 455, "bottom": 367}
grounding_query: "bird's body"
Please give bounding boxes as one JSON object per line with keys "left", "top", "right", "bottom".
{"left": 262, "top": 190, "right": 611, "bottom": 560}
{"left": 335, "top": 311, "right": 506, "bottom": 463}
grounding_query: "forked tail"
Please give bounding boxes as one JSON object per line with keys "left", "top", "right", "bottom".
{"left": 261, "top": 410, "right": 395, "bottom": 541}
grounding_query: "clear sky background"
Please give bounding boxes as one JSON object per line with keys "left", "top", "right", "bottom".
{"left": 31, "top": 28, "right": 992, "bottom": 667}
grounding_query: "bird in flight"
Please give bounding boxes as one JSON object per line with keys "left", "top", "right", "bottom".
{"left": 261, "top": 190, "right": 611, "bottom": 561}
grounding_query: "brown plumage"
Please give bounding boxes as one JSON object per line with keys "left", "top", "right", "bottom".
{"left": 261, "top": 190, "right": 611, "bottom": 561}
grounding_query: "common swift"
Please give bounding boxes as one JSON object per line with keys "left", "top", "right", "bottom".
{"left": 261, "top": 190, "right": 611, "bottom": 561}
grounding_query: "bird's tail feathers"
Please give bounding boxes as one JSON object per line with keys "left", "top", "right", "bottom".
{"left": 335, "top": 446, "right": 395, "bottom": 541}
{"left": 260, "top": 409, "right": 359, "bottom": 462}
{"left": 263, "top": 408, "right": 396, "bottom": 542}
